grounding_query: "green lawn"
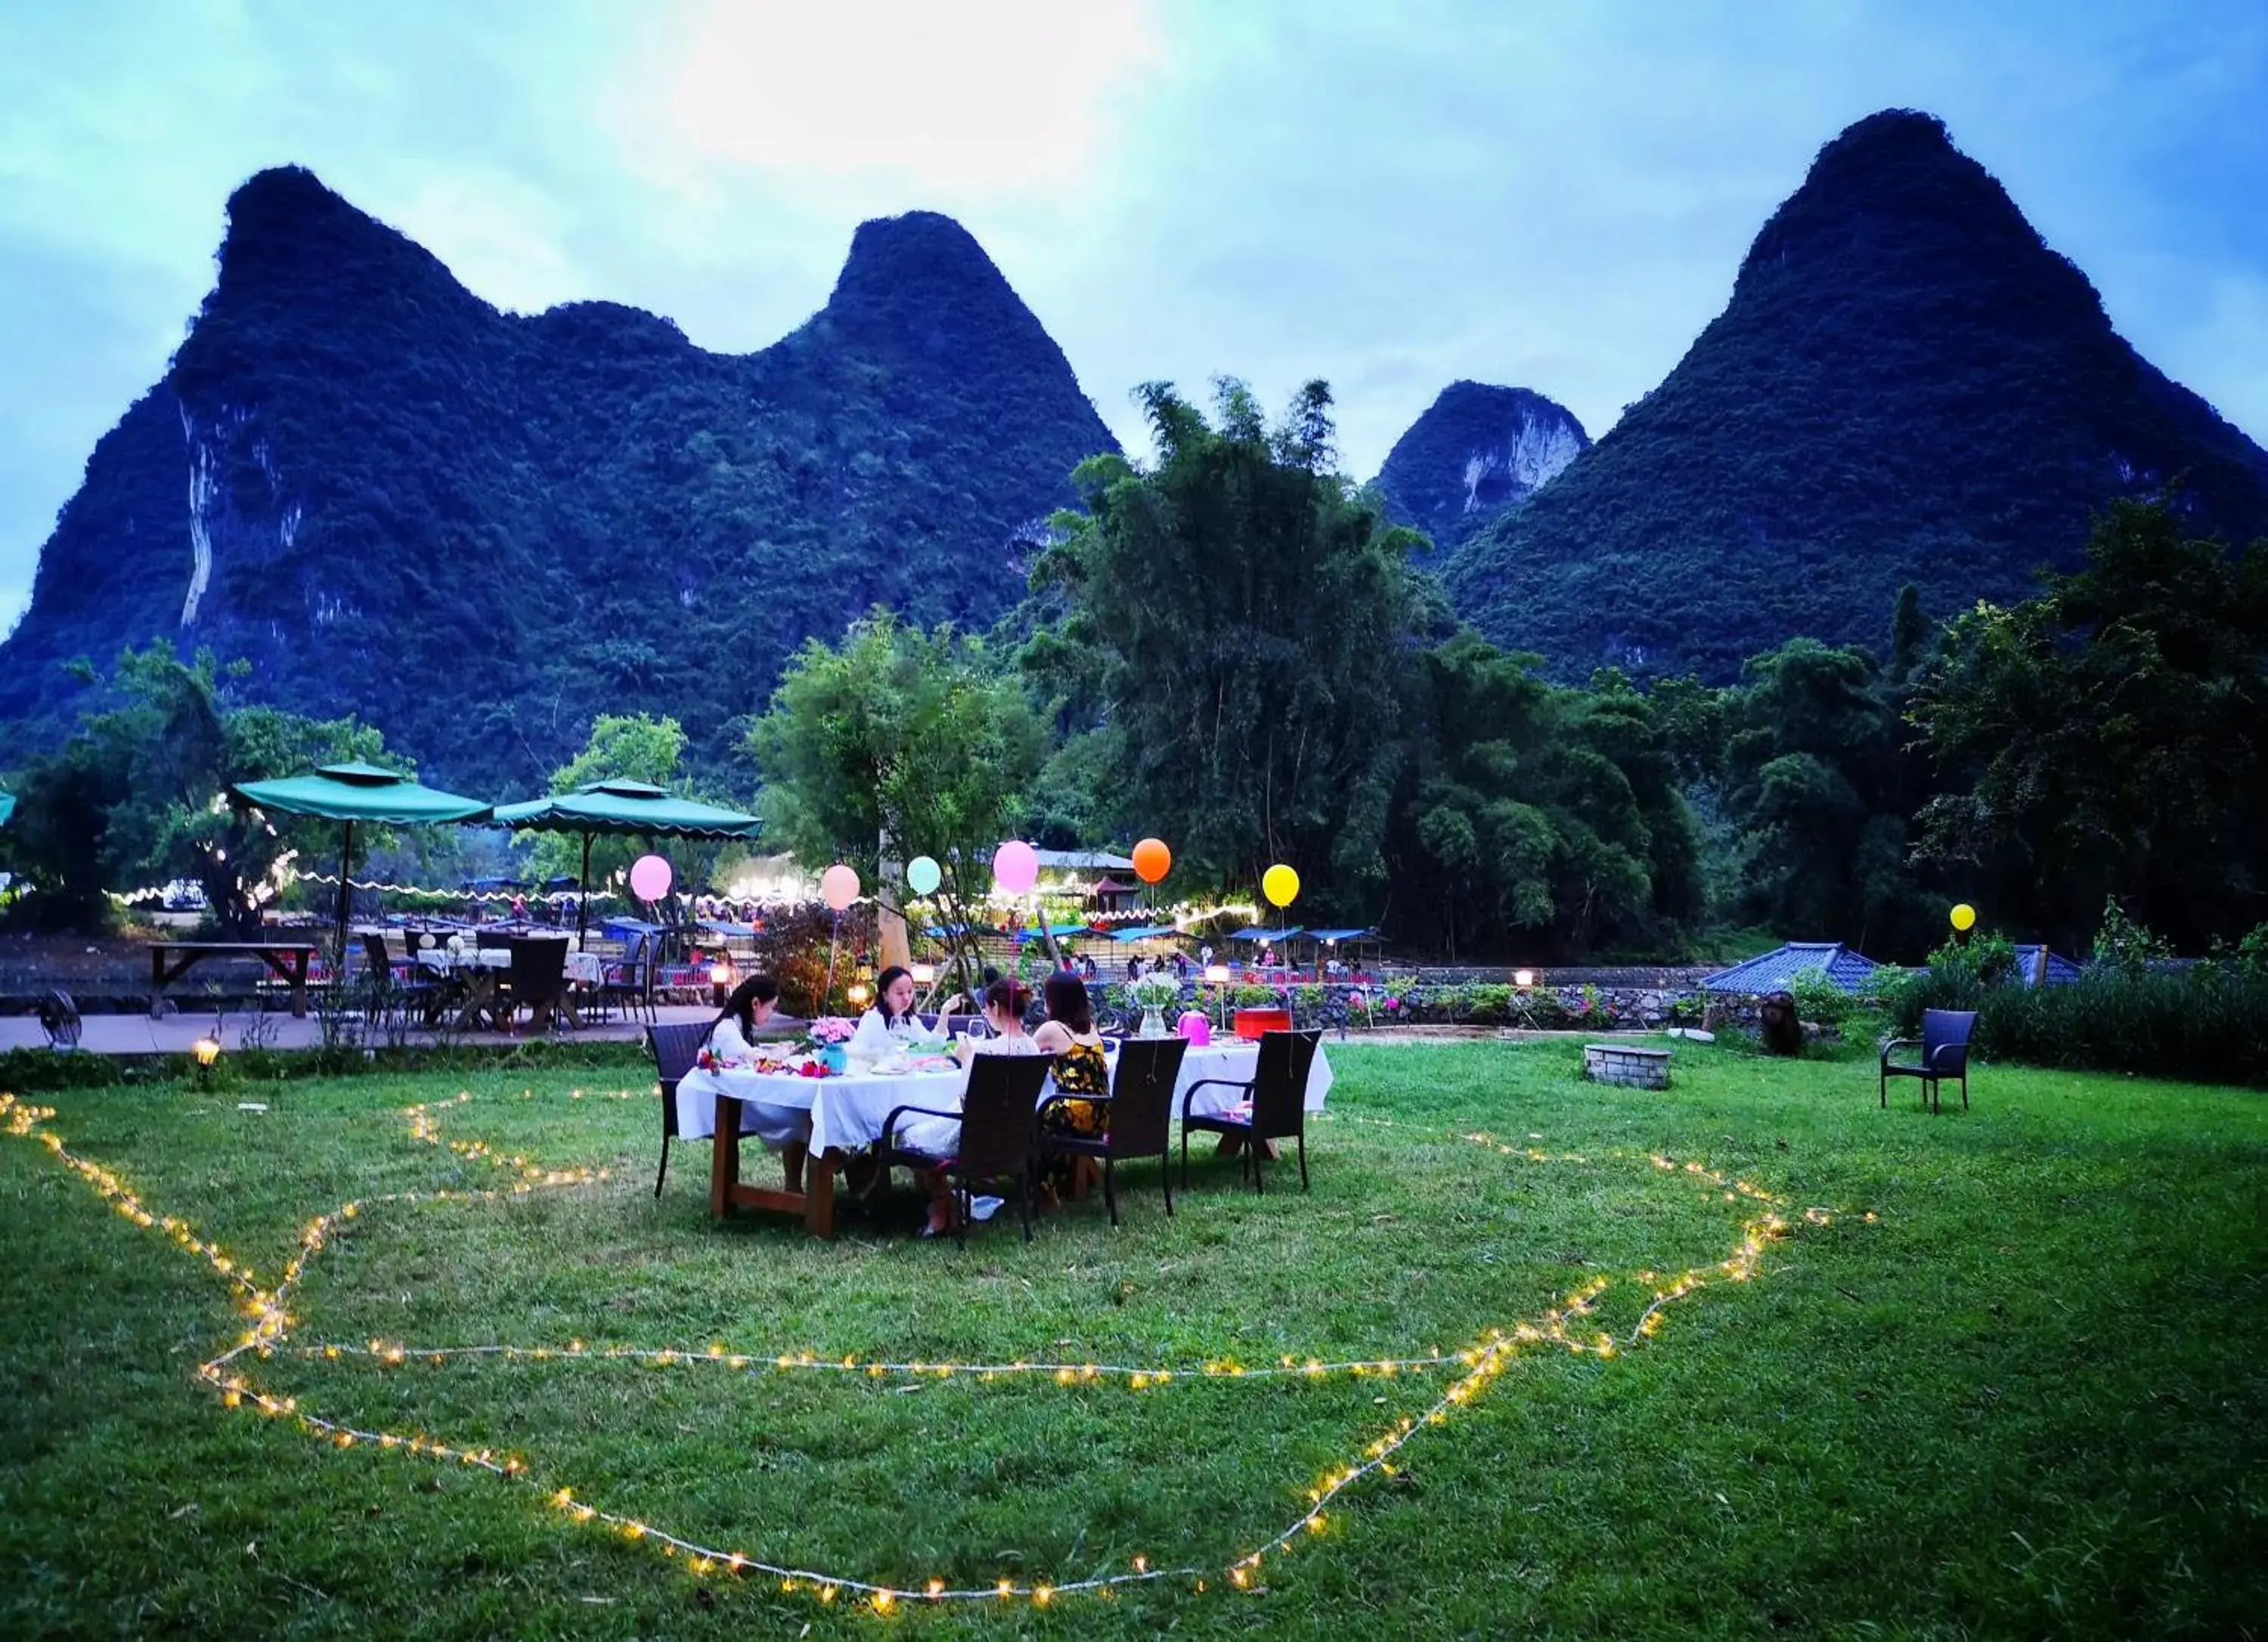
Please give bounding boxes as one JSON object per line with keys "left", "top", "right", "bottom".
{"left": 2, "top": 1039, "right": 2263, "bottom": 1639}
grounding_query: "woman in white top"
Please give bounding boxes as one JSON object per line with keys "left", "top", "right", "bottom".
{"left": 900, "top": 978, "right": 1037, "bottom": 1238}
{"left": 706, "top": 973, "right": 813, "bottom": 1185}
{"left": 847, "top": 964, "right": 950, "bottom": 1061}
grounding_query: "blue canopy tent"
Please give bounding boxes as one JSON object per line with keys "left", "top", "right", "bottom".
{"left": 1109, "top": 924, "right": 1185, "bottom": 943}
{"left": 1015, "top": 922, "right": 1100, "bottom": 943}
{"left": 1229, "top": 927, "right": 1305, "bottom": 943}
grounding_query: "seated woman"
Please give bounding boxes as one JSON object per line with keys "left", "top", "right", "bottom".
{"left": 706, "top": 974, "right": 812, "bottom": 1187}
{"left": 1032, "top": 973, "right": 1110, "bottom": 1191}
{"left": 847, "top": 964, "right": 950, "bottom": 1061}
{"left": 897, "top": 978, "right": 1037, "bottom": 1238}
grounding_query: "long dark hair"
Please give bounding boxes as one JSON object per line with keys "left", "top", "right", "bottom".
{"left": 712, "top": 973, "right": 779, "bottom": 1040}
{"left": 984, "top": 977, "right": 1030, "bottom": 1021}
{"left": 875, "top": 964, "right": 913, "bottom": 1024}
{"left": 1043, "top": 972, "right": 1093, "bottom": 1035}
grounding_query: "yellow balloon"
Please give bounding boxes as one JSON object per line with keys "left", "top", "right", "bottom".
{"left": 1950, "top": 903, "right": 1977, "bottom": 931}
{"left": 1263, "top": 863, "right": 1300, "bottom": 908}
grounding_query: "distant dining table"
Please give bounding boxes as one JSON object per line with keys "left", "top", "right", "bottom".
{"left": 410, "top": 944, "right": 603, "bottom": 1029}
{"left": 673, "top": 1039, "right": 1334, "bottom": 1235}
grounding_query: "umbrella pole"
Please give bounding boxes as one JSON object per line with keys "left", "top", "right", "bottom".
{"left": 335, "top": 820, "right": 355, "bottom": 984}
{"left": 577, "top": 833, "right": 593, "bottom": 942}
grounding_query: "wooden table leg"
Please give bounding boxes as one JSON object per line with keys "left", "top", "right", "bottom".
{"left": 150, "top": 948, "right": 168, "bottom": 1018}
{"left": 287, "top": 952, "right": 309, "bottom": 1018}
{"left": 803, "top": 1151, "right": 839, "bottom": 1238}
{"left": 709, "top": 1096, "right": 743, "bottom": 1219}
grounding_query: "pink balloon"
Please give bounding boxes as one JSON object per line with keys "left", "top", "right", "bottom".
{"left": 993, "top": 839, "right": 1039, "bottom": 895}
{"left": 821, "top": 863, "right": 860, "bottom": 912}
{"left": 628, "top": 854, "right": 673, "bottom": 902}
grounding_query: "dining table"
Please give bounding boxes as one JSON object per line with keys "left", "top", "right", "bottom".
{"left": 673, "top": 1038, "right": 1334, "bottom": 1234}
{"left": 411, "top": 945, "right": 604, "bottom": 1028}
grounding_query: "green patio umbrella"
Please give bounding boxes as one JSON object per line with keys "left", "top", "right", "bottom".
{"left": 231, "top": 761, "right": 493, "bottom": 977}
{"left": 489, "top": 779, "right": 763, "bottom": 938}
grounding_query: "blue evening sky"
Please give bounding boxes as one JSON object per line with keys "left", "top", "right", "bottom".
{"left": 2, "top": 0, "right": 2263, "bottom": 634}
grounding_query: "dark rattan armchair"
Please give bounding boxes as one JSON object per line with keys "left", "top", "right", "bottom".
{"left": 646, "top": 1021, "right": 711, "bottom": 1196}
{"left": 1181, "top": 1028, "right": 1321, "bottom": 1193}
{"left": 1039, "top": 1036, "right": 1188, "bottom": 1225}
{"left": 1880, "top": 1008, "right": 1976, "bottom": 1114}
{"left": 878, "top": 1054, "right": 1052, "bottom": 1244}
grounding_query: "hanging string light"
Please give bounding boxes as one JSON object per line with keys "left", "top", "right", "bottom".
{"left": 0, "top": 1086, "right": 1857, "bottom": 1610}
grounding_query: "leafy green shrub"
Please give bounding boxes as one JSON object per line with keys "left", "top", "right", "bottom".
{"left": 1887, "top": 962, "right": 2268, "bottom": 1086}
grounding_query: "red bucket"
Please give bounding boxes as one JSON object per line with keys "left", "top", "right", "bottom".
{"left": 1233, "top": 1007, "right": 1291, "bottom": 1041}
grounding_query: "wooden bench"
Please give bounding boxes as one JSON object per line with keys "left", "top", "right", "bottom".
{"left": 1584, "top": 1043, "right": 1672, "bottom": 1089}
{"left": 149, "top": 942, "right": 319, "bottom": 1018}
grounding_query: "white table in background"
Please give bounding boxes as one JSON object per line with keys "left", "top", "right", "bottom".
{"left": 677, "top": 1039, "right": 1333, "bottom": 1233}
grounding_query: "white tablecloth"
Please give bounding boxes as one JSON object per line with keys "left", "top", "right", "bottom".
{"left": 671, "top": 1040, "right": 1334, "bottom": 1151}
{"left": 415, "top": 948, "right": 601, "bottom": 984}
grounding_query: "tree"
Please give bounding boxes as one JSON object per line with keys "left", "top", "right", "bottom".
{"left": 747, "top": 612, "right": 1047, "bottom": 987}
{"left": 522, "top": 713, "right": 700, "bottom": 891}
{"left": 2, "top": 643, "right": 389, "bottom": 934}
{"left": 1023, "top": 380, "right": 1428, "bottom": 909}
{"left": 1908, "top": 499, "right": 2268, "bottom": 949}
{"left": 1721, "top": 637, "right": 1929, "bottom": 953}
{"left": 1387, "top": 637, "right": 1703, "bottom": 959}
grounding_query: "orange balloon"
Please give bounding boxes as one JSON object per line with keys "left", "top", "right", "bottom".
{"left": 1132, "top": 837, "right": 1172, "bottom": 885}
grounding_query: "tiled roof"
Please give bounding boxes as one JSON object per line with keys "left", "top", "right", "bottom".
{"left": 1699, "top": 942, "right": 1881, "bottom": 995}
{"left": 2012, "top": 945, "right": 2085, "bottom": 986}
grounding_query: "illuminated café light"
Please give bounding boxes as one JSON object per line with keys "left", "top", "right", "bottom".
{"left": 909, "top": 962, "right": 935, "bottom": 984}
{"left": 708, "top": 962, "right": 733, "bottom": 986}
{"left": 1204, "top": 965, "right": 1232, "bottom": 984}
{"left": 1513, "top": 969, "right": 1535, "bottom": 989}
{"left": 191, "top": 1036, "right": 222, "bottom": 1068}
{"left": 847, "top": 982, "right": 872, "bottom": 1006}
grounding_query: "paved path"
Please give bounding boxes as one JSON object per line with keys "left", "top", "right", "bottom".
{"left": 0, "top": 1005, "right": 720, "bottom": 1056}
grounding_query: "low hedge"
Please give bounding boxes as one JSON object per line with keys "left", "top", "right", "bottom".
{"left": 0, "top": 1037, "right": 653, "bottom": 1094}
{"left": 1883, "top": 963, "right": 2268, "bottom": 1087}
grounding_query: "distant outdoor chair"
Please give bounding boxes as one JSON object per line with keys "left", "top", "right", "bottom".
{"left": 1040, "top": 1036, "right": 1188, "bottom": 1225}
{"left": 503, "top": 936, "right": 571, "bottom": 1032}
{"left": 878, "top": 1053, "right": 1052, "bottom": 1245}
{"left": 600, "top": 934, "right": 656, "bottom": 1024}
{"left": 37, "top": 989, "right": 82, "bottom": 1050}
{"left": 1181, "top": 1028, "right": 1321, "bottom": 1193}
{"left": 1880, "top": 1008, "right": 1977, "bottom": 1114}
{"left": 361, "top": 930, "right": 441, "bottom": 1026}
{"left": 646, "top": 1021, "right": 711, "bottom": 1197}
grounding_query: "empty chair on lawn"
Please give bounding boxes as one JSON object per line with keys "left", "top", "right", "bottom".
{"left": 1879, "top": 1008, "right": 1978, "bottom": 1114}
{"left": 1181, "top": 1028, "right": 1321, "bottom": 1194}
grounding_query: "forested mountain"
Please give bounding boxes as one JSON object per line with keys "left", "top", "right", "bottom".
{"left": 1443, "top": 110, "right": 2268, "bottom": 681}
{"left": 1371, "top": 381, "right": 1587, "bottom": 556}
{"left": 0, "top": 167, "right": 1117, "bottom": 792}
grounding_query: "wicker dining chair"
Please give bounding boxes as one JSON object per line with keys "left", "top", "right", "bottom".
{"left": 646, "top": 1021, "right": 711, "bottom": 1197}
{"left": 878, "top": 1054, "right": 1052, "bottom": 1245}
{"left": 1039, "top": 1035, "right": 1188, "bottom": 1225}
{"left": 1181, "top": 1028, "right": 1321, "bottom": 1193}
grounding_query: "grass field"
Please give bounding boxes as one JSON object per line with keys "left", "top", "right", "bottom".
{"left": 2, "top": 1039, "right": 2263, "bottom": 1639}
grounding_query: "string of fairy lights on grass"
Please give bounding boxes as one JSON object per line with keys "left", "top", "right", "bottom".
{"left": 0, "top": 1085, "right": 1860, "bottom": 1610}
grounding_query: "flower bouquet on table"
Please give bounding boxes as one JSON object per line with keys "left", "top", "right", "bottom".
{"left": 798, "top": 1016, "right": 856, "bottom": 1075}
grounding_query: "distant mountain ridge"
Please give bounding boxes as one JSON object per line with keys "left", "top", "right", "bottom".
{"left": 1442, "top": 110, "right": 2268, "bottom": 680}
{"left": 1372, "top": 382, "right": 1588, "bottom": 555}
{"left": 0, "top": 166, "right": 1117, "bottom": 791}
